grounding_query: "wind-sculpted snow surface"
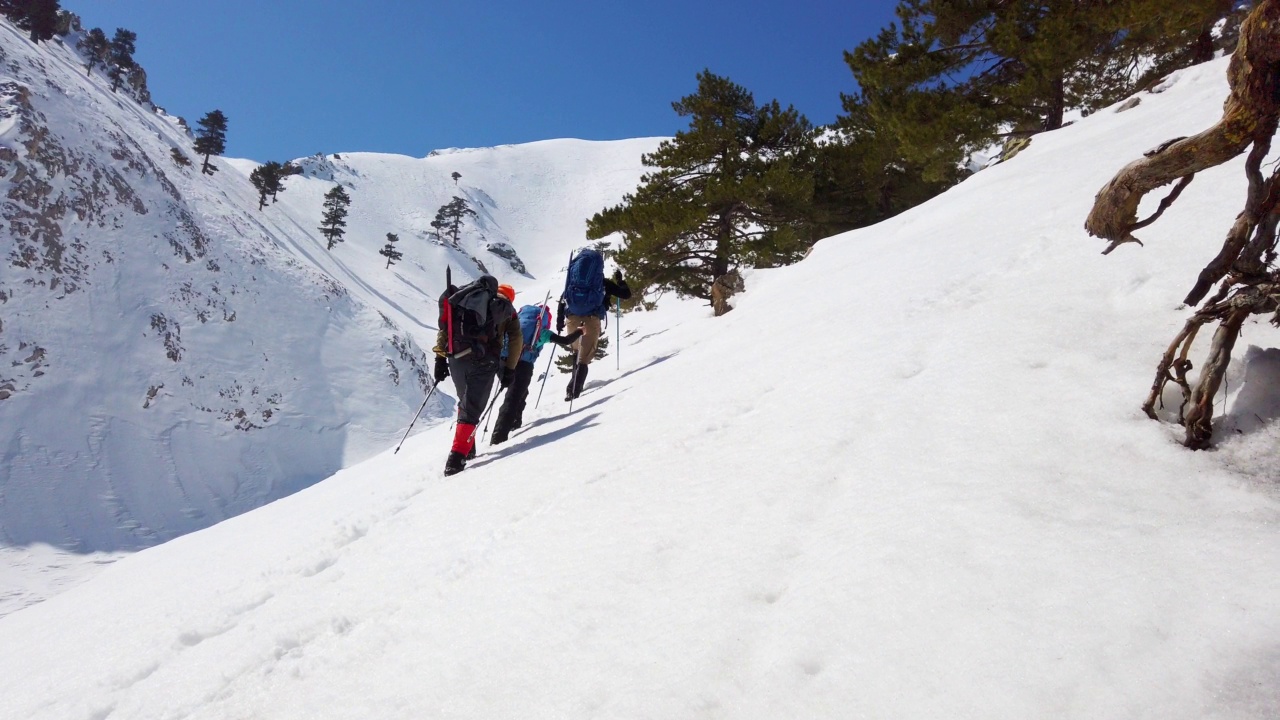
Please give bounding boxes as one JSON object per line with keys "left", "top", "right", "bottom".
{"left": 0, "top": 57, "right": 1277, "bottom": 718}
{"left": 0, "top": 18, "right": 656, "bottom": 572}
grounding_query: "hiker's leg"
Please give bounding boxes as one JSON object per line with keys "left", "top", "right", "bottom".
{"left": 492, "top": 361, "right": 532, "bottom": 441}
{"left": 508, "top": 360, "right": 534, "bottom": 425}
{"left": 576, "top": 315, "right": 601, "bottom": 366}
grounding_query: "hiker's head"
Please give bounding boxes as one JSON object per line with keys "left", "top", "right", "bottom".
{"left": 497, "top": 284, "right": 516, "bottom": 303}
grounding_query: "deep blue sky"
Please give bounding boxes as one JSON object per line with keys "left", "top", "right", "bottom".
{"left": 71, "top": 1, "right": 898, "bottom": 161}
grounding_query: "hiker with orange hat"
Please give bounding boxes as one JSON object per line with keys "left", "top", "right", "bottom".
{"left": 432, "top": 276, "right": 521, "bottom": 476}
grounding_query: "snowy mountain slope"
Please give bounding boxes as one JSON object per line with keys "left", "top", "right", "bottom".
{"left": 2, "top": 57, "right": 1278, "bottom": 718}
{"left": 222, "top": 136, "right": 662, "bottom": 339}
{"left": 0, "top": 13, "right": 655, "bottom": 593}
{"left": 0, "top": 19, "right": 438, "bottom": 561}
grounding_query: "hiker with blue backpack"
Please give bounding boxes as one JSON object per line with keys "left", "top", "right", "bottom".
{"left": 556, "top": 247, "right": 631, "bottom": 401}
{"left": 489, "top": 304, "right": 583, "bottom": 445}
{"left": 433, "top": 276, "right": 522, "bottom": 476}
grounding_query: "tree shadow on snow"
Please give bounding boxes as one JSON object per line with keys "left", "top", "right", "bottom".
{"left": 469, "top": 412, "right": 602, "bottom": 469}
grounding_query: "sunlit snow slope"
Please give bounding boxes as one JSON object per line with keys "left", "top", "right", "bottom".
{"left": 1, "top": 56, "right": 1277, "bottom": 719}
{"left": 0, "top": 16, "right": 658, "bottom": 582}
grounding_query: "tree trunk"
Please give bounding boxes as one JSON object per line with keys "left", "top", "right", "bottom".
{"left": 1191, "top": 26, "right": 1215, "bottom": 65}
{"left": 1045, "top": 74, "right": 1066, "bottom": 131}
{"left": 1183, "top": 139, "right": 1280, "bottom": 304}
{"left": 712, "top": 212, "right": 731, "bottom": 282}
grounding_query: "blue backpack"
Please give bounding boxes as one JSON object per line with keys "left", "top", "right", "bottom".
{"left": 563, "top": 248, "right": 606, "bottom": 317}
{"left": 518, "top": 304, "right": 550, "bottom": 363}
{"left": 502, "top": 304, "right": 552, "bottom": 363}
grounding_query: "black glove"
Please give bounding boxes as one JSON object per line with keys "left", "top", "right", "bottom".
{"left": 433, "top": 356, "right": 449, "bottom": 383}
{"left": 566, "top": 328, "right": 584, "bottom": 343}
{"left": 613, "top": 269, "right": 623, "bottom": 284}
{"left": 500, "top": 365, "right": 515, "bottom": 388}
{"left": 555, "top": 310, "right": 565, "bottom": 333}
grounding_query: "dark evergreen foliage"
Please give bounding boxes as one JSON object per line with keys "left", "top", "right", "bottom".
{"left": 248, "top": 161, "right": 286, "bottom": 211}
{"left": 451, "top": 171, "right": 461, "bottom": 185}
{"left": 380, "top": 233, "right": 403, "bottom": 268}
{"left": 1, "top": 0, "right": 62, "bottom": 41}
{"left": 24, "top": 0, "right": 58, "bottom": 42}
{"left": 844, "top": 0, "right": 1242, "bottom": 182}
{"left": 320, "top": 184, "right": 351, "bottom": 250}
{"left": 107, "top": 28, "right": 136, "bottom": 93}
{"left": 193, "top": 110, "right": 228, "bottom": 176}
{"left": 79, "top": 27, "right": 110, "bottom": 76}
{"left": 587, "top": 71, "right": 815, "bottom": 302}
{"left": 429, "top": 196, "right": 476, "bottom": 248}
{"left": 809, "top": 97, "right": 959, "bottom": 239}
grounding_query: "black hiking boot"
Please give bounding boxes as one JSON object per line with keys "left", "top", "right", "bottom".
{"left": 491, "top": 428, "right": 509, "bottom": 446}
{"left": 565, "top": 363, "right": 588, "bottom": 397}
{"left": 444, "top": 451, "right": 466, "bottom": 476}
{"left": 466, "top": 444, "right": 476, "bottom": 460}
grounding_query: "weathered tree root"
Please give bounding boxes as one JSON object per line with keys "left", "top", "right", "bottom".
{"left": 1142, "top": 319, "right": 1201, "bottom": 420}
{"left": 1146, "top": 283, "right": 1280, "bottom": 448}
{"left": 1088, "top": 0, "right": 1280, "bottom": 449}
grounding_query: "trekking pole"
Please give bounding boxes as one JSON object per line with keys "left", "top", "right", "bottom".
{"left": 474, "top": 385, "right": 504, "bottom": 444}
{"left": 394, "top": 380, "right": 441, "bottom": 454}
{"left": 534, "top": 346, "right": 557, "bottom": 408}
{"left": 481, "top": 380, "right": 504, "bottom": 439}
{"left": 616, "top": 296, "right": 621, "bottom": 371}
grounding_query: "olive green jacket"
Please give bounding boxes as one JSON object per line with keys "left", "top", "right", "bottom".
{"left": 433, "top": 303, "right": 522, "bottom": 371}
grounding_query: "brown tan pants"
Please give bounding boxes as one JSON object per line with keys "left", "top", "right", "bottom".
{"left": 565, "top": 314, "right": 601, "bottom": 365}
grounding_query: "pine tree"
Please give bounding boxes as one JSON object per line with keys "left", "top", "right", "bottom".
{"left": 451, "top": 171, "right": 461, "bottom": 185}
{"left": 380, "top": 232, "right": 403, "bottom": 268}
{"left": 319, "top": 184, "right": 351, "bottom": 250}
{"left": 25, "top": 0, "right": 58, "bottom": 43}
{"left": 248, "top": 161, "right": 285, "bottom": 210}
{"left": 0, "top": 0, "right": 54, "bottom": 34}
{"left": 809, "top": 98, "right": 958, "bottom": 239}
{"left": 429, "top": 196, "right": 477, "bottom": 248}
{"left": 193, "top": 110, "right": 228, "bottom": 175}
{"left": 107, "top": 28, "right": 136, "bottom": 93}
{"left": 845, "top": 0, "right": 1240, "bottom": 182}
{"left": 587, "top": 71, "right": 815, "bottom": 302}
{"left": 79, "top": 27, "right": 110, "bottom": 76}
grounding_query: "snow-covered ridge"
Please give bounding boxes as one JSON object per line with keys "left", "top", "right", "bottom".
{"left": 0, "top": 14, "right": 658, "bottom": 590}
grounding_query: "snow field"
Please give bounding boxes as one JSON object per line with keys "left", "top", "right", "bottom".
{"left": 0, "top": 50, "right": 1277, "bottom": 720}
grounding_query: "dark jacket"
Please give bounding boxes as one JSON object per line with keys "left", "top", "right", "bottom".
{"left": 434, "top": 296, "right": 522, "bottom": 371}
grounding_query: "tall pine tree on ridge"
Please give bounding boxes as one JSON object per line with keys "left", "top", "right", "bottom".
{"left": 587, "top": 71, "right": 815, "bottom": 303}
{"left": 194, "top": 110, "right": 228, "bottom": 176}
{"left": 320, "top": 184, "right": 351, "bottom": 251}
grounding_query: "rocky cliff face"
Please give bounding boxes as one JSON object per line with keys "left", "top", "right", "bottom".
{"left": 0, "top": 18, "right": 437, "bottom": 552}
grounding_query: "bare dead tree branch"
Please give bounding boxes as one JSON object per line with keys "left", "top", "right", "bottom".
{"left": 1085, "top": 0, "right": 1280, "bottom": 251}
{"left": 1087, "top": 0, "right": 1280, "bottom": 449}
